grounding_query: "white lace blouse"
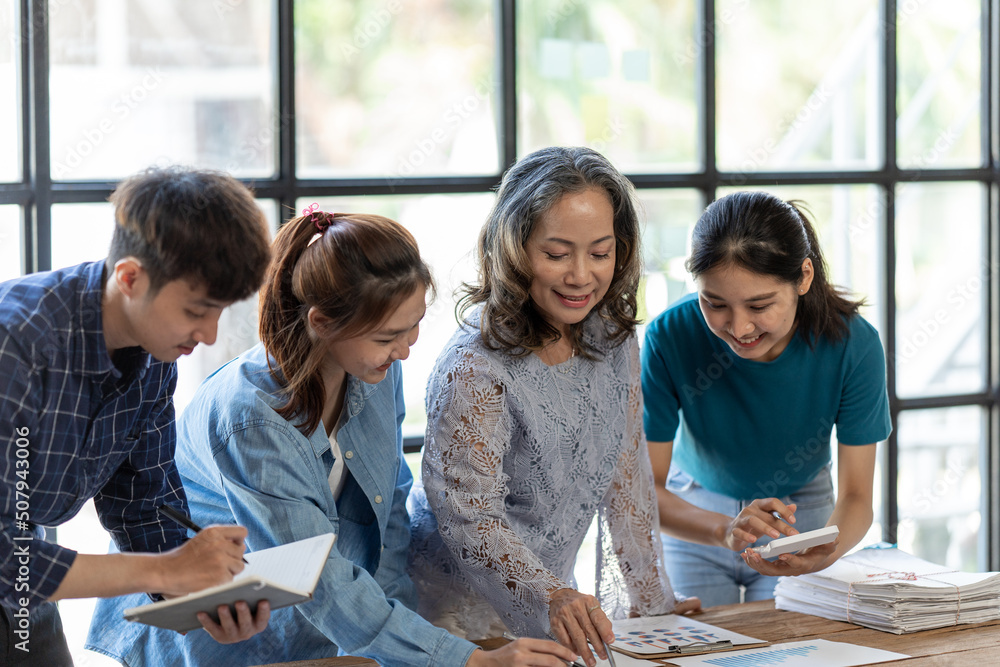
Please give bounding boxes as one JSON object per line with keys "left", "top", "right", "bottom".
{"left": 408, "top": 312, "right": 676, "bottom": 640}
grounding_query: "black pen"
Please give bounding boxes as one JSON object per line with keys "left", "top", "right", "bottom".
{"left": 504, "top": 631, "right": 614, "bottom": 667}
{"left": 157, "top": 504, "right": 249, "bottom": 564}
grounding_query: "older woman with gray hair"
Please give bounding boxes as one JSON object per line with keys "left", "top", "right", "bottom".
{"left": 408, "top": 146, "right": 699, "bottom": 667}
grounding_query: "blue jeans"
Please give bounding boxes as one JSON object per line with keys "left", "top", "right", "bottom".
{"left": 661, "top": 463, "right": 834, "bottom": 608}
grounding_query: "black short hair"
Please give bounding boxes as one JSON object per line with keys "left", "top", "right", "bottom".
{"left": 107, "top": 166, "right": 271, "bottom": 302}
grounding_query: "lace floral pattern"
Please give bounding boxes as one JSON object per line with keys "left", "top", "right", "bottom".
{"left": 408, "top": 312, "right": 675, "bottom": 640}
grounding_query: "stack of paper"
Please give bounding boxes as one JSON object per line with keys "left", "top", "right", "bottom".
{"left": 775, "top": 546, "right": 1000, "bottom": 634}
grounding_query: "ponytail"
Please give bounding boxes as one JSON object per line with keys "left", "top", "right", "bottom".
{"left": 258, "top": 211, "right": 433, "bottom": 435}
{"left": 789, "top": 201, "right": 864, "bottom": 344}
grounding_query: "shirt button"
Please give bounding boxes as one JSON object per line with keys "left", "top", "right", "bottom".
{"left": 374, "top": 495, "right": 383, "bottom": 504}
{"left": 344, "top": 451, "right": 353, "bottom": 459}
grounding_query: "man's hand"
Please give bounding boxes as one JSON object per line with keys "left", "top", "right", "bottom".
{"left": 154, "top": 525, "right": 248, "bottom": 596}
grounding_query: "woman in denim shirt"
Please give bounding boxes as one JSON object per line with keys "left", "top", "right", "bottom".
{"left": 87, "top": 210, "right": 575, "bottom": 667}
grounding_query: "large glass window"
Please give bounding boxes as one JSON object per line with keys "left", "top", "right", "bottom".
{"left": 518, "top": 0, "right": 698, "bottom": 172}
{"left": 895, "top": 181, "right": 985, "bottom": 398}
{"left": 896, "top": 0, "right": 981, "bottom": 168}
{"left": 897, "top": 406, "right": 982, "bottom": 570}
{"left": 50, "top": 202, "right": 114, "bottom": 268}
{"left": 0, "top": 206, "right": 21, "bottom": 281}
{"left": 295, "top": 0, "right": 498, "bottom": 179}
{"left": 716, "top": 0, "right": 881, "bottom": 173}
{"left": 637, "top": 189, "right": 703, "bottom": 319}
{"left": 48, "top": 0, "right": 275, "bottom": 180}
{"left": 0, "top": 0, "right": 18, "bottom": 182}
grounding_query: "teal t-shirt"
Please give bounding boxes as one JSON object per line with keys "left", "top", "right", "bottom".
{"left": 641, "top": 293, "right": 891, "bottom": 500}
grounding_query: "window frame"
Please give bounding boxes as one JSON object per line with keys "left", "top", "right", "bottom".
{"left": 3, "top": 0, "right": 999, "bottom": 567}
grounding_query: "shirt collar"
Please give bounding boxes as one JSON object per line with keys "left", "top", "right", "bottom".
{"left": 76, "top": 260, "right": 152, "bottom": 381}
{"left": 307, "top": 370, "right": 383, "bottom": 459}
{"left": 345, "top": 372, "right": 379, "bottom": 417}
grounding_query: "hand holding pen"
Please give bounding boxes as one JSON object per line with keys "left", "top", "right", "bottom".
{"left": 156, "top": 505, "right": 271, "bottom": 643}
{"left": 548, "top": 589, "right": 616, "bottom": 667}
{"left": 158, "top": 504, "right": 249, "bottom": 564}
{"left": 723, "top": 499, "right": 799, "bottom": 553}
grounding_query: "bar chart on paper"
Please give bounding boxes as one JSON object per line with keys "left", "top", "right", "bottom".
{"left": 664, "top": 639, "right": 909, "bottom": 667}
{"left": 700, "top": 644, "right": 818, "bottom": 665}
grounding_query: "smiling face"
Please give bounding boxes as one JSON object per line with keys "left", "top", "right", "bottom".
{"left": 526, "top": 187, "right": 616, "bottom": 336}
{"left": 696, "top": 260, "right": 813, "bottom": 362}
{"left": 320, "top": 284, "right": 427, "bottom": 385}
{"left": 125, "top": 275, "right": 228, "bottom": 363}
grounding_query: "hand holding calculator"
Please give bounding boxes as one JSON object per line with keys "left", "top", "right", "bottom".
{"left": 747, "top": 525, "right": 839, "bottom": 558}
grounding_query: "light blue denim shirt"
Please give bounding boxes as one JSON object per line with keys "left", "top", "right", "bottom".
{"left": 86, "top": 343, "right": 477, "bottom": 667}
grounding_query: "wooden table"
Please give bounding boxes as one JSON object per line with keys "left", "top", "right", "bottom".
{"left": 673, "top": 599, "right": 1000, "bottom": 666}
{"left": 254, "top": 599, "right": 1000, "bottom": 666}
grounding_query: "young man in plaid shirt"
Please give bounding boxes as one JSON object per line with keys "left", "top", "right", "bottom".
{"left": 0, "top": 167, "right": 272, "bottom": 665}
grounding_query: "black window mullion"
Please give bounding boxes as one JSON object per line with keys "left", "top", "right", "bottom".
{"left": 17, "top": 0, "right": 29, "bottom": 187}
{"left": 987, "top": 0, "right": 998, "bottom": 567}
{"left": 499, "top": 0, "right": 516, "bottom": 173}
{"left": 698, "top": 0, "right": 717, "bottom": 206}
{"left": 982, "top": 0, "right": 996, "bottom": 566}
{"left": 984, "top": 179, "right": 997, "bottom": 569}
{"left": 881, "top": 0, "right": 899, "bottom": 546}
{"left": 27, "top": 0, "right": 49, "bottom": 274}
{"left": 978, "top": 0, "right": 997, "bottom": 570}
{"left": 991, "top": 0, "right": 1000, "bottom": 571}
{"left": 17, "top": 0, "right": 31, "bottom": 275}
{"left": 276, "top": 0, "right": 295, "bottom": 222}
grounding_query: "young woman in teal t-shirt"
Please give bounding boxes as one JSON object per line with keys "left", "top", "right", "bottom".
{"left": 641, "top": 191, "right": 891, "bottom": 607}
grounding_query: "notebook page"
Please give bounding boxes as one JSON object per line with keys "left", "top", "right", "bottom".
{"left": 234, "top": 533, "right": 335, "bottom": 593}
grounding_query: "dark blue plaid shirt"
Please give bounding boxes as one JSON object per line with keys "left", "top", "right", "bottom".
{"left": 1, "top": 261, "right": 187, "bottom": 609}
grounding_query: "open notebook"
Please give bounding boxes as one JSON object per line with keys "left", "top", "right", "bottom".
{"left": 123, "top": 532, "right": 336, "bottom": 633}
